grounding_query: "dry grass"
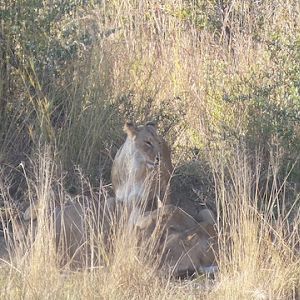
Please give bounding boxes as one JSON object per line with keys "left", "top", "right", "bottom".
{"left": 210, "top": 152, "right": 300, "bottom": 299}
{"left": 0, "top": 0, "right": 299, "bottom": 299}
{"left": 0, "top": 150, "right": 298, "bottom": 299}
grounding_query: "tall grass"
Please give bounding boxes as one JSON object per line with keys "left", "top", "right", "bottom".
{"left": 210, "top": 150, "right": 299, "bottom": 299}
{"left": 0, "top": 149, "right": 298, "bottom": 299}
{"left": 1, "top": 1, "right": 300, "bottom": 177}
{"left": 0, "top": 0, "right": 299, "bottom": 299}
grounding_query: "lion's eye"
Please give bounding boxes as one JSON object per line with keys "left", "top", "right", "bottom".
{"left": 145, "top": 141, "right": 152, "bottom": 147}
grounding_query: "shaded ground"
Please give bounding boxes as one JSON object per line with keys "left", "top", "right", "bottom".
{"left": 171, "top": 160, "right": 216, "bottom": 221}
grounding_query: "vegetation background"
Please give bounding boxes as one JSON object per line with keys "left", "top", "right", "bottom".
{"left": 0, "top": 0, "right": 299, "bottom": 299}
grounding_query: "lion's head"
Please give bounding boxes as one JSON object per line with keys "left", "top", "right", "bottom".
{"left": 135, "top": 205, "right": 218, "bottom": 277}
{"left": 111, "top": 121, "right": 173, "bottom": 212}
{"left": 159, "top": 222, "right": 218, "bottom": 277}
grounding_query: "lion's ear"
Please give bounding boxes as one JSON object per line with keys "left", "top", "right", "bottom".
{"left": 123, "top": 121, "right": 137, "bottom": 138}
{"left": 157, "top": 197, "right": 163, "bottom": 209}
{"left": 146, "top": 121, "right": 158, "bottom": 135}
{"left": 146, "top": 120, "right": 157, "bottom": 128}
{"left": 135, "top": 212, "right": 155, "bottom": 230}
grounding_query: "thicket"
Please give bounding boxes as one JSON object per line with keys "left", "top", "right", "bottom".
{"left": 0, "top": 0, "right": 299, "bottom": 213}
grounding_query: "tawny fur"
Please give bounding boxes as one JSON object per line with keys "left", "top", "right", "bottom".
{"left": 135, "top": 205, "right": 218, "bottom": 276}
{"left": 111, "top": 121, "right": 173, "bottom": 213}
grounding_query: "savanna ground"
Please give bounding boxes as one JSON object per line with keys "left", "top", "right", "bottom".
{"left": 0, "top": 1, "right": 300, "bottom": 299}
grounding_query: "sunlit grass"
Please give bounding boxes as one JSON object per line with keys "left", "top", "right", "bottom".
{"left": 0, "top": 150, "right": 298, "bottom": 299}
{"left": 0, "top": 0, "right": 299, "bottom": 299}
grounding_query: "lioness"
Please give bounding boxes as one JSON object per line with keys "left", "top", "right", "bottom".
{"left": 135, "top": 205, "right": 218, "bottom": 277}
{"left": 111, "top": 121, "right": 173, "bottom": 214}
{"left": 15, "top": 196, "right": 116, "bottom": 268}
{"left": 54, "top": 199, "right": 116, "bottom": 267}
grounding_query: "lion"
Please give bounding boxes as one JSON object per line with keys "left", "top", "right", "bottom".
{"left": 111, "top": 121, "right": 173, "bottom": 215}
{"left": 17, "top": 198, "right": 218, "bottom": 276}
{"left": 14, "top": 196, "right": 117, "bottom": 268}
{"left": 53, "top": 199, "right": 115, "bottom": 267}
{"left": 135, "top": 205, "right": 218, "bottom": 277}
